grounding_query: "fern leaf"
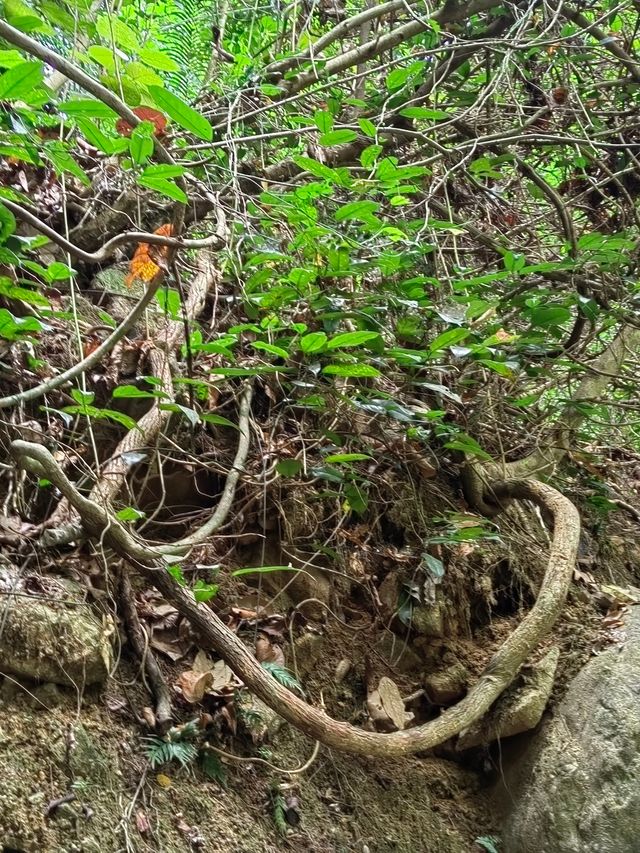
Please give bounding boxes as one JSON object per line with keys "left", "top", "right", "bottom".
{"left": 200, "top": 749, "right": 227, "bottom": 786}
{"left": 261, "top": 662, "right": 305, "bottom": 697}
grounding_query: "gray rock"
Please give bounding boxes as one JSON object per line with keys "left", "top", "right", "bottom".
{"left": 501, "top": 607, "right": 640, "bottom": 853}
{"left": 0, "top": 566, "right": 113, "bottom": 686}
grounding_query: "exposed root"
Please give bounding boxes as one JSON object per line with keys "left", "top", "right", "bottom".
{"left": 11, "top": 439, "right": 580, "bottom": 758}
{"left": 119, "top": 569, "right": 173, "bottom": 734}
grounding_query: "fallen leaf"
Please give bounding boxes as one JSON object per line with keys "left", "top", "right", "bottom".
{"left": 125, "top": 223, "right": 173, "bottom": 287}
{"left": 156, "top": 773, "right": 172, "bottom": 789}
{"left": 176, "top": 669, "right": 213, "bottom": 703}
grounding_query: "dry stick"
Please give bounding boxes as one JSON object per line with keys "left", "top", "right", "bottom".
{"left": 119, "top": 570, "right": 173, "bottom": 733}
{"left": 10, "top": 439, "right": 580, "bottom": 758}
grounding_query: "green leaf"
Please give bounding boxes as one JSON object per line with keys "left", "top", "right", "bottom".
{"left": 112, "top": 385, "right": 161, "bottom": 399}
{"left": 116, "top": 506, "right": 146, "bottom": 522}
{"left": 300, "top": 331, "right": 328, "bottom": 353}
{"left": 360, "top": 144, "right": 383, "bottom": 168}
{"left": 261, "top": 662, "right": 305, "bottom": 696}
{"left": 252, "top": 340, "right": 289, "bottom": 359}
{"left": 318, "top": 129, "right": 357, "bottom": 146}
{"left": 148, "top": 85, "right": 212, "bottom": 141}
{"left": 325, "top": 453, "right": 371, "bottom": 463}
{"left": 327, "top": 331, "right": 381, "bottom": 349}
{"left": 129, "top": 125, "right": 154, "bottom": 165}
{"left": 276, "top": 459, "right": 302, "bottom": 476}
{"left": 140, "top": 164, "right": 185, "bottom": 179}
{"left": 0, "top": 61, "right": 43, "bottom": 100}
{"left": 159, "top": 402, "right": 200, "bottom": 426}
{"left": 232, "top": 565, "right": 299, "bottom": 577}
{"left": 293, "top": 156, "right": 339, "bottom": 182}
{"left": 0, "top": 308, "right": 41, "bottom": 340}
{"left": 399, "top": 107, "right": 450, "bottom": 120}
{"left": 358, "top": 118, "right": 376, "bottom": 137}
{"left": 0, "top": 204, "right": 17, "bottom": 243}
{"left": 96, "top": 16, "right": 140, "bottom": 52}
{"left": 323, "top": 364, "right": 381, "bottom": 377}
{"left": 193, "top": 580, "right": 219, "bottom": 602}
{"left": 429, "top": 328, "right": 470, "bottom": 353}
{"left": 0, "top": 277, "right": 48, "bottom": 307}
{"left": 344, "top": 482, "right": 368, "bottom": 514}
{"left": 334, "top": 200, "right": 379, "bottom": 222}
{"left": 46, "top": 262, "right": 74, "bottom": 281}
{"left": 60, "top": 98, "right": 118, "bottom": 118}
{"left": 445, "top": 433, "right": 492, "bottom": 461}
{"left": 44, "top": 141, "right": 90, "bottom": 186}
{"left": 529, "top": 306, "right": 571, "bottom": 327}
{"left": 313, "top": 109, "right": 333, "bottom": 133}
{"left": 87, "top": 44, "right": 116, "bottom": 71}
{"left": 76, "top": 117, "right": 114, "bottom": 154}
{"left": 138, "top": 47, "right": 180, "bottom": 72}
{"left": 201, "top": 413, "right": 239, "bottom": 429}
{"left": 137, "top": 175, "right": 187, "bottom": 202}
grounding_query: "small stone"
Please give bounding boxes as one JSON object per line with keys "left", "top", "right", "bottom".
{"left": 424, "top": 661, "right": 469, "bottom": 706}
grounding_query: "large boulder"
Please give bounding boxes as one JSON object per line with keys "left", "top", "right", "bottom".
{"left": 500, "top": 605, "right": 640, "bottom": 853}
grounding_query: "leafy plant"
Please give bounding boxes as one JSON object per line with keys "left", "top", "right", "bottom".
{"left": 261, "top": 662, "right": 305, "bottom": 697}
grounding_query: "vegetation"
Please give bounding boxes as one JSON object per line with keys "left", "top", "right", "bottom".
{"left": 0, "top": 0, "right": 639, "bottom": 787}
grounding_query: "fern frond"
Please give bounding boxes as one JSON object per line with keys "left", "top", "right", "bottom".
{"left": 200, "top": 749, "right": 227, "bottom": 786}
{"left": 271, "top": 789, "right": 288, "bottom": 838}
{"left": 261, "top": 662, "right": 305, "bottom": 697}
{"left": 143, "top": 736, "right": 198, "bottom": 768}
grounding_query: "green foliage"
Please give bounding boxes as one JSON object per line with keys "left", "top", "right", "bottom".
{"left": 260, "top": 662, "right": 305, "bottom": 697}
{"left": 143, "top": 736, "right": 198, "bottom": 768}
{"left": 475, "top": 837, "right": 500, "bottom": 853}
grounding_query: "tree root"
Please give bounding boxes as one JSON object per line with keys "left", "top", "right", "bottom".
{"left": 119, "top": 569, "right": 173, "bottom": 734}
{"left": 10, "top": 439, "right": 580, "bottom": 758}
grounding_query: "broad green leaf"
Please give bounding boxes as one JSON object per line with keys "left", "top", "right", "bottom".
{"left": 327, "top": 331, "right": 381, "bottom": 349}
{"left": 0, "top": 308, "right": 41, "bottom": 340}
{"left": 140, "top": 164, "right": 185, "bottom": 179}
{"left": 60, "top": 98, "right": 118, "bottom": 118}
{"left": 0, "top": 277, "right": 48, "bottom": 307}
{"left": 96, "top": 16, "right": 140, "bottom": 52}
{"left": 358, "top": 118, "right": 376, "bottom": 137}
{"left": 0, "top": 205, "right": 17, "bottom": 243}
{"left": 137, "top": 175, "right": 187, "bottom": 202}
{"left": 445, "top": 433, "right": 492, "bottom": 460}
{"left": 148, "top": 85, "right": 212, "bottom": 141}
{"left": 129, "top": 125, "right": 154, "bottom": 165}
{"left": 314, "top": 109, "right": 333, "bottom": 132}
{"left": 116, "top": 506, "right": 145, "bottom": 522}
{"left": 44, "top": 141, "right": 90, "bottom": 186}
{"left": 138, "top": 47, "right": 180, "bottom": 72}
{"left": 125, "top": 61, "right": 164, "bottom": 88}
{"left": 46, "top": 262, "right": 74, "bottom": 281}
{"left": 399, "top": 107, "right": 450, "bottom": 120}
{"left": 322, "top": 364, "right": 381, "bottom": 377}
{"left": 318, "top": 129, "right": 357, "bottom": 146}
{"left": 112, "top": 385, "right": 161, "bottom": 399}
{"left": 87, "top": 44, "right": 117, "bottom": 71}
{"left": 0, "top": 61, "right": 43, "bottom": 99}
{"left": 344, "top": 482, "right": 368, "bottom": 514}
{"left": 529, "top": 306, "right": 571, "bottom": 327}
{"left": 429, "top": 328, "right": 470, "bottom": 353}
{"left": 325, "top": 453, "right": 372, "bottom": 463}
{"left": 193, "top": 580, "right": 219, "bottom": 602}
{"left": 360, "top": 144, "right": 383, "bottom": 168}
{"left": 300, "top": 332, "right": 327, "bottom": 353}
{"left": 201, "top": 413, "right": 239, "bottom": 429}
{"left": 293, "top": 156, "right": 338, "bottom": 182}
{"left": 335, "top": 200, "right": 379, "bottom": 222}
{"left": 0, "top": 50, "right": 26, "bottom": 69}
{"left": 76, "top": 117, "right": 114, "bottom": 154}
{"left": 276, "top": 459, "right": 302, "bottom": 476}
{"left": 252, "top": 340, "right": 289, "bottom": 359}
{"left": 160, "top": 402, "right": 200, "bottom": 426}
